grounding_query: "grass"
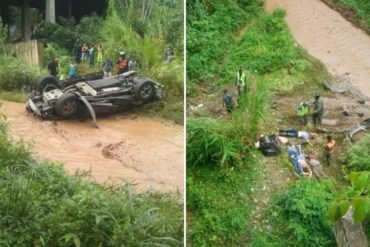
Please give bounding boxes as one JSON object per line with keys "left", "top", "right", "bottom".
{"left": 187, "top": 152, "right": 261, "bottom": 246}
{"left": 0, "top": 91, "right": 27, "bottom": 103}
{"left": 0, "top": 120, "right": 183, "bottom": 246}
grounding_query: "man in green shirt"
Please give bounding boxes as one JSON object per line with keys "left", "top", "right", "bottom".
{"left": 312, "top": 93, "right": 324, "bottom": 128}
{"left": 223, "top": 89, "right": 234, "bottom": 113}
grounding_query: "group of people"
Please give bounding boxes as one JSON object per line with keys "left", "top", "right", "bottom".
{"left": 297, "top": 92, "right": 324, "bottom": 128}
{"left": 283, "top": 132, "right": 335, "bottom": 180}
{"left": 73, "top": 40, "right": 103, "bottom": 68}
{"left": 220, "top": 67, "right": 336, "bottom": 179}
{"left": 47, "top": 46, "right": 134, "bottom": 80}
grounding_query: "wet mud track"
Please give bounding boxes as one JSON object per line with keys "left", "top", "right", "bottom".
{"left": 0, "top": 101, "right": 183, "bottom": 193}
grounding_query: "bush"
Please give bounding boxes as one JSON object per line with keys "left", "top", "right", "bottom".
{"left": 0, "top": 55, "right": 44, "bottom": 90}
{"left": 341, "top": 134, "right": 370, "bottom": 172}
{"left": 33, "top": 20, "right": 77, "bottom": 51}
{"left": 254, "top": 180, "right": 336, "bottom": 247}
{"left": 0, "top": 121, "right": 183, "bottom": 246}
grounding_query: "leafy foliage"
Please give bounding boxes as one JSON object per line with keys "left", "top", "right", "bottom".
{"left": 0, "top": 55, "right": 44, "bottom": 91}
{"left": 251, "top": 180, "right": 336, "bottom": 247}
{"left": 328, "top": 171, "right": 370, "bottom": 223}
{"left": 33, "top": 19, "right": 78, "bottom": 51}
{"left": 341, "top": 134, "right": 370, "bottom": 172}
{"left": 0, "top": 121, "right": 183, "bottom": 246}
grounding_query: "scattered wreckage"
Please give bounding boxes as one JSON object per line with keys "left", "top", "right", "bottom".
{"left": 347, "top": 118, "right": 370, "bottom": 143}
{"left": 26, "top": 71, "right": 162, "bottom": 127}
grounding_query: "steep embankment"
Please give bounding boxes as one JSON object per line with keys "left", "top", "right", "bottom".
{"left": 0, "top": 101, "right": 183, "bottom": 193}
{"left": 265, "top": 0, "right": 370, "bottom": 99}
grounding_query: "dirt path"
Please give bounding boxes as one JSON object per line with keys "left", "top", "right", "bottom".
{"left": 0, "top": 101, "right": 183, "bottom": 193}
{"left": 265, "top": 0, "right": 370, "bottom": 99}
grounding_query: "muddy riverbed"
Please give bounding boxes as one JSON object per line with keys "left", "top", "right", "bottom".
{"left": 265, "top": 0, "right": 370, "bottom": 99}
{"left": 0, "top": 101, "right": 184, "bottom": 193}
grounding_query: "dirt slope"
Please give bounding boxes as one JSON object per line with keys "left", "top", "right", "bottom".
{"left": 265, "top": 0, "right": 370, "bottom": 99}
{"left": 0, "top": 101, "right": 184, "bottom": 193}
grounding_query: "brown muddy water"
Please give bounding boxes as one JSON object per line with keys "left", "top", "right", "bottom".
{"left": 265, "top": 0, "right": 370, "bottom": 99}
{"left": 0, "top": 101, "right": 184, "bottom": 193}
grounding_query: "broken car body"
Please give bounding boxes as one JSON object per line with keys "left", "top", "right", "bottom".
{"left": 26, "top": 71, "right": 162, "bottom": 126}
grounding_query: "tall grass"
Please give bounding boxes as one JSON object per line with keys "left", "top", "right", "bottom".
{"left": 187, "top": 118, "right": 243, "bottom": 169}
{"left": 232, "top": 79, "right": 271, "bottom": 142}
{"left": 0, "top": 120, "right": 183, "bottom": 246}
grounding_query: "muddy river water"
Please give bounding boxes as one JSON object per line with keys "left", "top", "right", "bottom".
{"left": 266, "top": 0, "right": 370, "bottom": 99}
{"left": 0, "top": 101, "right": 183, "bottom": 193}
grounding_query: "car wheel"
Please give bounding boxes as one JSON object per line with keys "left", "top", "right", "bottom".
{"left": 134, "top": 80, "right": 156, "bottom": 102}
{"left": 36, "top": 75, "right": 59, "bottom": 93}
{"left": 25, "top": 102, "right": 32, "bottom": 113}
{"left": 55, "top": 93, "right": 81, "bottom": 119}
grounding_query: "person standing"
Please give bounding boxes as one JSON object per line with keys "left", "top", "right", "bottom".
{"left": 324, "top": 135, "right": 335, "bottom": 166}
{"left": 117, "top": 52, "right": 128, "bottom": 74}
{"left": 81, "top": 43, "right": 88, "bottom": 62}
{"left": 102, "top": 58, "right": 113, "bottom": 78}
{"left": 73, "top": 39, "right": 82, "bottom": 64}
{"left": 97, "top": 45, "right": 103, "bottom": 64}
{"left": 297, "top": 101, "right": 309, "bottom": 125}
{"left": 47, "top": 58, "right": 59, "bottom": 77}
{"left": 236, "top": 68, "right": 247, "bottom": 98}
{"left": 312, "top": 92, "right": 324, "bottom": 128}
{"left": 68, "top": 60, "right": 77, "bottom": 78}
{"left": 222, "top": 89, "right": 234, "bottom": 113}
{"left": 89, "top": 45, "right": 95, "bottom": 68}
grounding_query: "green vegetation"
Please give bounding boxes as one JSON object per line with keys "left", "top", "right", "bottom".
{"left": 0, "top": 119, "right": 183, "bottom": 246}
{"left": 187, "top": 0, "right": 335, "bottom": 246}
{"left": 341, "top": 134, "right": 370, "bottom": 173}
{"left": 0, "top": 91, "right": 27, "bottom": 103}
{"left": 1, "top": 0, "right": 184, "bottom": 123}
{"left": 251, "top": 180, "right": 336, "bottom": 247}
{"left": 187, "top": 118, "right": 243, "bottom": 169}
{"left": 187, "top": 0, "right": 263, "bottom": 84}
{"left": 323, "top": 0, "right": 370, "bottom": 33}
{"left": 187, "top": 153, "right": 260, "bottom": 246}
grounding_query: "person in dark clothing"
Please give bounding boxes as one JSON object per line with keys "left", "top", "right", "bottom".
{"left": 102, "top": 58, "right": 113, "bottom": 78}
{"left": 73, "top": 39, "right": 82, "bottom": 64}
{"left": 312, "top": 92, "right": 324, "bottom": 128}
{"left": 222, "top": 89, "right": 234, "bottom": 113}
{"left": 47, "top": 58, "right": 59, "bottom": 77}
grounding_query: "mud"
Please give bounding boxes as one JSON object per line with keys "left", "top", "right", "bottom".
{"left": 265, "top": 0, "right": 370, "bottom": 99}
{"left": 0, "top": 101, "right": 184, "bottom": 193}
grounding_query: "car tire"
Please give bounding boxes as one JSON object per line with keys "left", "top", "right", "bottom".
{"left": 36, "top": 75, "right": 59, "bottom": 93}
{"left": 55, "top": 93, "right": 81, "bottom": 119}
{"left": 25, "top": 102, "right": 32, "bottom": 113}
{"left": 134, "top": 80, "right": 156, "bottom": 102}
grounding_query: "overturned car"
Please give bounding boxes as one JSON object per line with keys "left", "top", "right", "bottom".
{"left": 26, "top": 71, "right": 162, "bottom": 126}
